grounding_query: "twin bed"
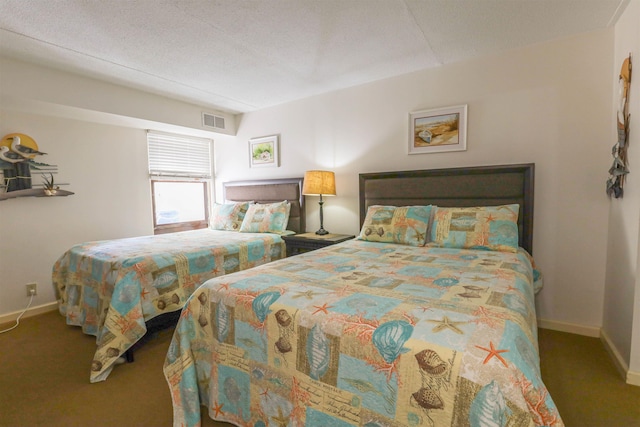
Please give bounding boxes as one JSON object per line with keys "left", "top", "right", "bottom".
{"left": 54, "top": 178, "right": 304, "bottom": 383}
{"left": 162, "top": 164, "right": 564, "bottom": 427}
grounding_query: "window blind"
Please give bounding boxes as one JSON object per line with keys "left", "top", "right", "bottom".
{"left": 147, "top": 131, "right": 212, "bottom": 178}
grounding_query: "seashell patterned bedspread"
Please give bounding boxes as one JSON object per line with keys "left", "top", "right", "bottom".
{"left": 53, "top": 229, "right": 285, "bottom": 383}
{"left": 164, "top": 239, "right": 563, "bottom": 427}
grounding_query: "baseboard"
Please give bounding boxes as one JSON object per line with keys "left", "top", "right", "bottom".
{"left": 0, "top": 301, "right": 58, "bottom": 325}
{"left": 600, "top": 328, "right": 640, "bottom": 387}
{"left": 600, "top": 328, "right": 630, "bottom": 381}
{"left": 628, "top": 370, "right": 640, "bottom": 386}
{"left": 537, "top": 318, "right": 601, "bottom": 337}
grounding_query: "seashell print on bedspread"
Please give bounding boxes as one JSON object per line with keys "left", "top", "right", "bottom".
{"left": 53, "top": 229, "right": 286, "bottom": 383}
{"left": 164, "top": 239, "right": 563, "bottom": 427}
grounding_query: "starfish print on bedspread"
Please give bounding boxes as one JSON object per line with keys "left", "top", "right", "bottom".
{"left": 212, "top": 400, "right": 224, "bottom": 418}
{"left": 312, "top": 302, "right": 332, "bottom": 315}
{"left": 271, "top": 406, "right": 290, "bottom": 427}
{"left": 427, "top": 316, "right": 466, "bottom": 334}
{"left": 292, "top": 289, "right": 322, "bottom": 300}
{"left": 475, "top": 341, "right": 509, "bottom": 367}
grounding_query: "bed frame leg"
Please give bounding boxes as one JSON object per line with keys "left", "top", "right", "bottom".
{"left": 124, "top": 348, "right": 134, "bottom": 363}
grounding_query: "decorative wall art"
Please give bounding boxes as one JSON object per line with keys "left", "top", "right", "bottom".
{"left": 607, "top": 54, "right": 632, "bottom": 198}
{"left": 409, "top": 104, "right": 467, "bottom": 154}
{"left": 249, "top": 134, "right": 279, "bottom": 168}
{"left": 0, "top": 133, "right": 73, "bottom": 200}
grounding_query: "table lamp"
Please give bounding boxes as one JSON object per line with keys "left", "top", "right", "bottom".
{"left": 302, "top": 170, "right": 336, "bottom": 235}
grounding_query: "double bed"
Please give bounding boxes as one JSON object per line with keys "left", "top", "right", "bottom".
{"left": 53, "top": 178, "right": 304, "bottom": 383}
{"left": 163, "top": 164, "right": 563, "bottom": 426}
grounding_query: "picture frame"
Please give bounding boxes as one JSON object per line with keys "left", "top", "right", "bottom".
{"left": 409, "top": 104, "right": 467, "bottom": 154}
{"left": 249, "top": 135, "right": 279, "bottom": 168}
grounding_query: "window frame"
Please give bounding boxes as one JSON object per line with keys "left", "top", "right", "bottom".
{"left": 147, "top": 130, "right": 214, "bottom": 235}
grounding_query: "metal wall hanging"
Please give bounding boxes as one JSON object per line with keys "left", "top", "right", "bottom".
{"left": 607, "top": 55, "right": 632, "bottom": 198}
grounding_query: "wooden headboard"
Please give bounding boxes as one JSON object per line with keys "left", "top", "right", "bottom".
{"left": 223, "top": 177, "right": 305, "bottom": 234}
{"left": 359, "top": 164, "right": 534, "bottom": 254}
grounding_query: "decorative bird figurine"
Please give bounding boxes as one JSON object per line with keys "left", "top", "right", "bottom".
{"left": 10, "top": 136, "right": 47, "bottom": 158}
{"left": 0, "top": 146, "right": 25, "bottom": 163}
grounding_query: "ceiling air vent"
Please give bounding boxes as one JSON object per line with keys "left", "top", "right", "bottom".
{"left": 202, "top": 112, "right": 226, "bottom": 130}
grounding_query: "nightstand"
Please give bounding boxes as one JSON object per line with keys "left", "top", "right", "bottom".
{"left": 282, "top": 232, "right": 355, "bottom": 256}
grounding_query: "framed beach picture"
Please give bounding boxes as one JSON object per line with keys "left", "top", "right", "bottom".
{"left": 409, "top": 104, "right": 467, "bottom": 154}
{"left": 249, "top": 135, "right": 279, "bottom": 168}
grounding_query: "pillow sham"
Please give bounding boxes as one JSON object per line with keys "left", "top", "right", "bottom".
{"left": 239, "top": 201, "right": 291, "bottom": 234}
{"left": 427, "top": 204, "right": 520, "bottom": 252}
{"left": 358, "top": 205, "right": 433, "bottom": 246}
{"left": 209, "top": 202, "right": 252, "bottom": 231}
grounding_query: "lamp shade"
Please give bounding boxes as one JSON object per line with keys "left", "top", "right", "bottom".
{"left": 302, "top": 170, "right": 336, "bottom": 196}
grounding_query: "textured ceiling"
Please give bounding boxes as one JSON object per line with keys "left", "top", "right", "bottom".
{"left": 0, "top": 0, "right": 629, "bottom": 114}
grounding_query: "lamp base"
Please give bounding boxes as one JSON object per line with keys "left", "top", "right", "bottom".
{"left": 315, "top": 196, "right": 329, "bottom": 235}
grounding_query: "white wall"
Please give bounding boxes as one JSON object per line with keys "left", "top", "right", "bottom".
{"left": 604, "top": 0, "right": 640, "bottom": 382}
{"left": 0, "top": 57, "right": 236, "bottom": 138}
{"left": 0, "top": 110, "right": 153, "bottom": 316}
{"left": 217, "top": 30, "right": 614, "bottom": 330}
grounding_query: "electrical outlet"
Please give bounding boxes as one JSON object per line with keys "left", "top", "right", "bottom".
{"left": 26, "top": 282, "right": 37, "bottom": 297}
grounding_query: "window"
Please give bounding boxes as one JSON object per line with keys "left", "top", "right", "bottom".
{"left": 147, "top": 131, "right": 213, "bottom": 234}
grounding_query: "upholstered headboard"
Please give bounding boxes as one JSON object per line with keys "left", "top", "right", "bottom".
{"left": 223, "top": 178, "right": 305, "bottom": 234}
{"left": 359, "top": 164, "right": 534, "bottom": 254}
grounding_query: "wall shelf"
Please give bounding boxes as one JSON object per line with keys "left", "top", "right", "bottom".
{"left": 0, "top": 188, "right": 74, "bottom": 201}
